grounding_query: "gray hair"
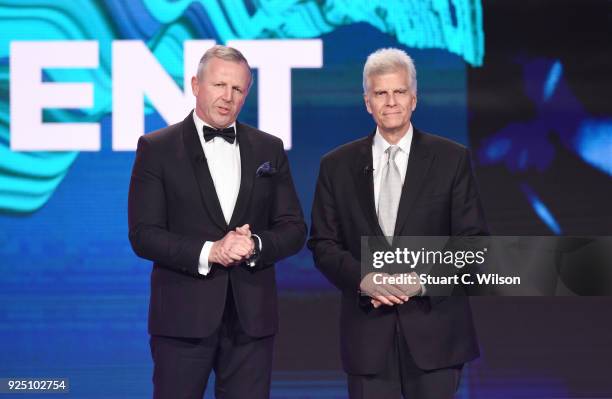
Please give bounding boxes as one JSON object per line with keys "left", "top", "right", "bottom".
{"left": 362, "top": 48, "right": 417, "bottom": 94}
{"left": 197, "top": 45, "right": 253, "bottom": 85}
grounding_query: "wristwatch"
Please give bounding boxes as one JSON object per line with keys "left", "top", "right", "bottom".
{"left": 246, "top": 234, "right": 261, "bottom": 267}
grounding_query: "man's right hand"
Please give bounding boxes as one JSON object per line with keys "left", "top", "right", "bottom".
{"left": 359, "top": 272, "right": 409, "bottom": 307}
{"left": 209, "top": 230, "right": 254, "bottom": 267}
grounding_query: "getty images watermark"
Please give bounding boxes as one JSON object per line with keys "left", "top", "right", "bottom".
{"left": 360, "top": 236, "right": 612, "bottom": 296}
{"left": 370, "top": 246, "right": 519, "bottom": 286}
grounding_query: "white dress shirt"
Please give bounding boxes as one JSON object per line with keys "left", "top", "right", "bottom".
{"left": 372, "top": 124, "right": 413, "bottom": 212}
{"left": 371, "top": 123, "right": 424, "bottom": 295}
{"left": 193, "top": 111, "right": 241, "bottom": 276}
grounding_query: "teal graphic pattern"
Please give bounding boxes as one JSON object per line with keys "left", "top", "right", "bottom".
{"left": 0, "top": 0, "right": 484, "bottom": 213}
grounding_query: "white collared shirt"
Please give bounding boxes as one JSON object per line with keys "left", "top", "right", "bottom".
{"left": 371, "top": 124, "right": 424, "bottom": 296}
{"left": 193, "top": 111, "right": 241, "bottom": 223}
{"left": 372, "top": 124, "right": 413, "bottom": 212}
{"left": 193, "top": 111, "right": 241, "bottom": 275}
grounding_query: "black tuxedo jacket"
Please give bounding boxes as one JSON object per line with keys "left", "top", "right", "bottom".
{"left": 308, "top": 128, "right": 489, "bottom": 374}
{"left": 128, "top": 112, "right": 306, "bottom": 338}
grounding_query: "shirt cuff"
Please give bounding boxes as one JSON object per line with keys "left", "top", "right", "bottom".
{"left": 253, "top": 234, "right": 262, "bottom": 251}
{"left": 198, "top": 241, "right": 214, "bottom": 275}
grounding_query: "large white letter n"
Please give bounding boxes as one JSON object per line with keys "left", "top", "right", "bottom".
{"left": 112, "top": 41, "right": 200, "bottom": 151}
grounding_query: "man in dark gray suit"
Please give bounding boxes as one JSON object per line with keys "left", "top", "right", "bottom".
{"left": 308, "top": 48, "right": 488, "bottom": 399}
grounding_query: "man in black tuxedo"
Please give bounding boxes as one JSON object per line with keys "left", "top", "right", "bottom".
{"left": 308, "top": 48, "right": 488, "bottom": 398}
{"left": 128, "top": 45, "right": 306, "bottom": 399}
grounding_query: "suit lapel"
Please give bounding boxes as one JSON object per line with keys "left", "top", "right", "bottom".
{"left": 352, "top": 132, "right": 385, "bottom": 237}
{"left": 182, "top": 112, "right": 228, "bottom": 231}
{"left": 228, "top": 122, "right": 255, "bottom": 228}
{"left": 393, "top": 128, "right": 434, "bottom": 236}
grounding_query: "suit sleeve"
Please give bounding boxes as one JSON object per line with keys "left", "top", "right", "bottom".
{"left": 256, "top": 141, "right": 307, "bottom": 265}
{"left": 128, "top": 136, "right": 205, "bottom": 275}
{"left": 421, "top": 147, "right": 490, "bottom": 299}
{"left": 450, "top": 148, "right": 489, "bottom": 236}
{"left": 307, "top": 158, "right": 362, "bottom": 293}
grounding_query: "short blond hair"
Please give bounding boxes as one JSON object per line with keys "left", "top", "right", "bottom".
{"left": 197, "top": 45, "right": 252, "bottom": 85}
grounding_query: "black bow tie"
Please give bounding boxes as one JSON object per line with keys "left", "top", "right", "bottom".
{"left": 203, "top": 125, "right": 235, "bottom": 144}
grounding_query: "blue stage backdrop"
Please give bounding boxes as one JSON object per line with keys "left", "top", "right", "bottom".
{"left": 1, "top": 1, "right": 611, "bottom": 398}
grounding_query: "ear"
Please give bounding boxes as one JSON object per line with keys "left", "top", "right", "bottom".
{"left": 364, "top": 93, "right": 373, "bottom": 115}
{"left": 411, "top": 95, "right": 417, "bottom": 111}
{"left": 191, "top": 76, "right": 199, "bottom": 96}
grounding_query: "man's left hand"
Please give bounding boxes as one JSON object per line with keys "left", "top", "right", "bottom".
{"left": 371, "top": 272, "right": 423, "bottom": 308}
{"left": 235, "top": 224, "right": 252, "bottom": 238}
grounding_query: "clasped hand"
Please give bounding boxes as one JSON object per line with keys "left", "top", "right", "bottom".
{"left": 209, "top": 224, "right": 255, "bottom": 267}
{"left": 359, "top": 272, "right": 422, "bottom": 309}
